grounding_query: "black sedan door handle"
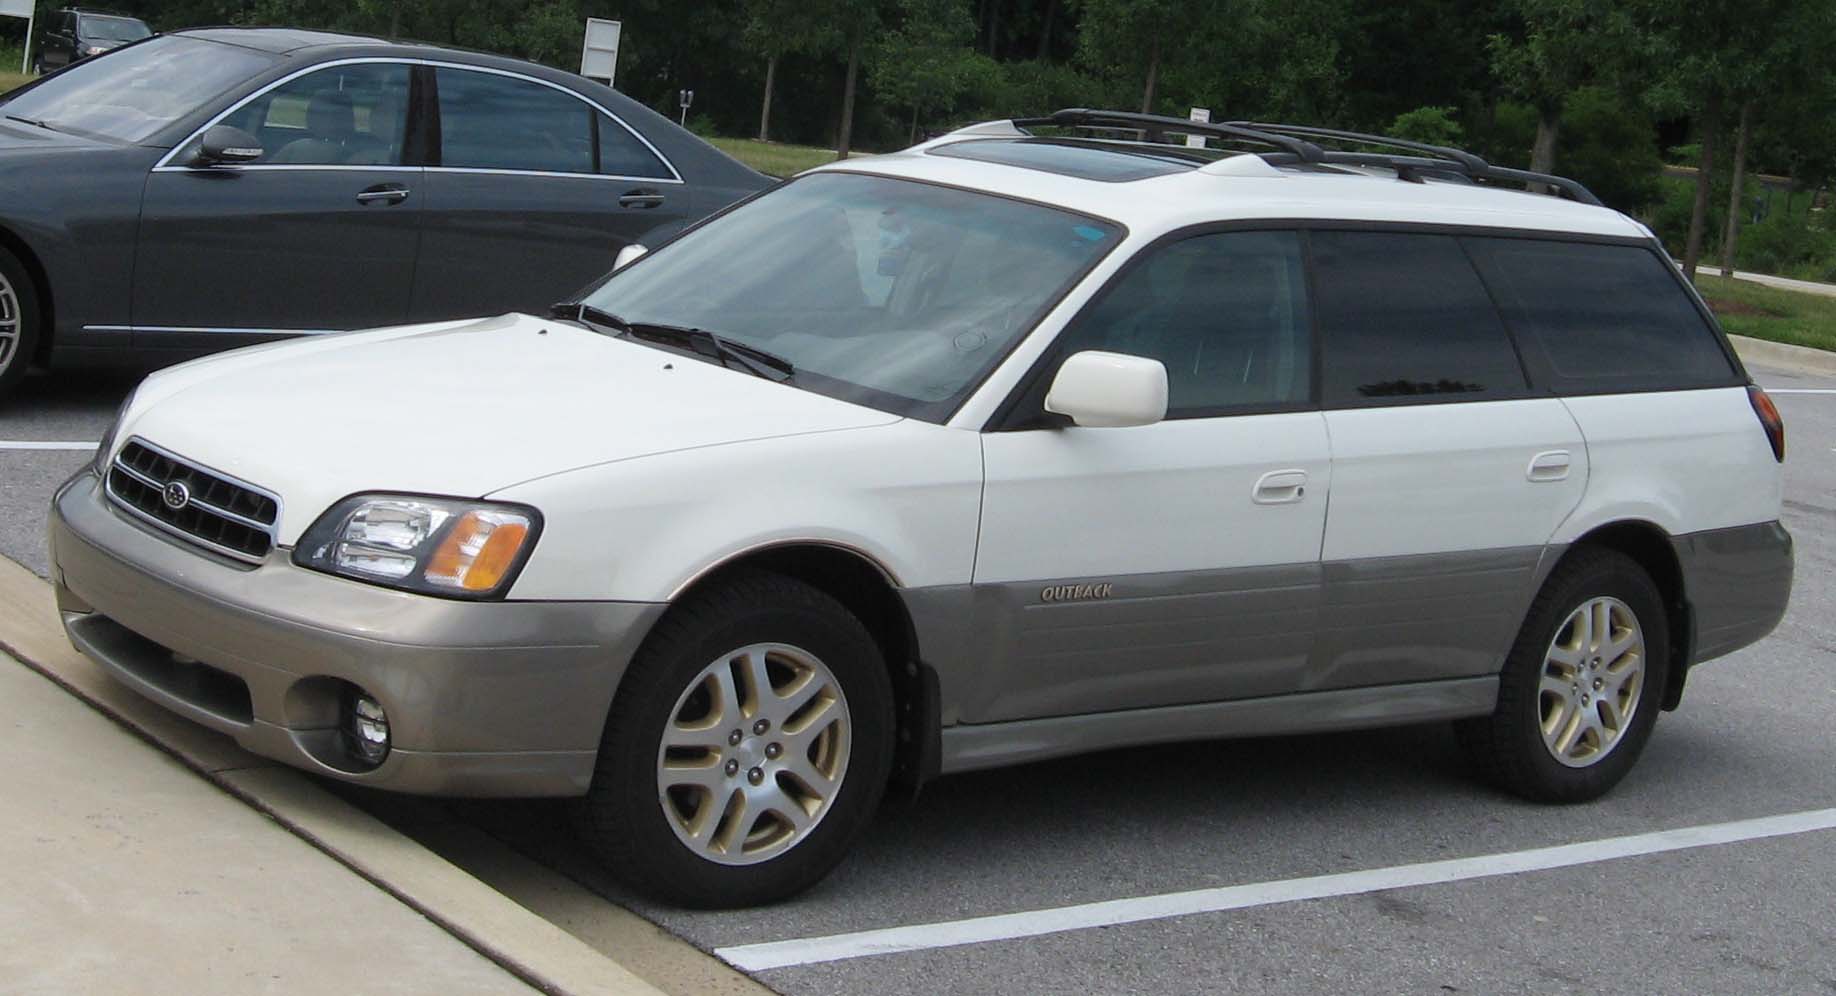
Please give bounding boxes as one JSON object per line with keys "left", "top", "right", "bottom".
{"left": 619, "top": 189, "right": 666, "bottom": 209}
{"left": 356, "top": 183, "right": 410, "bottom": 206}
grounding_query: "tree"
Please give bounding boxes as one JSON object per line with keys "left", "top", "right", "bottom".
{"left": 823, "top": 0, "right": 886, "bottom": 159}
{"left": 743, "top": 0, "right": 835, "bottom": 142}
{"left": 869, "top": 0, "right": 990, "bottom": 144}
{"left": 1487, "top": 0, "right": 1640, "bottom": 175}
{"left": 1389, "top": 106, "right": 1462, "bottom": 147}
{"left": 1074, "top": 0, "right": 1208, "bottom": 114}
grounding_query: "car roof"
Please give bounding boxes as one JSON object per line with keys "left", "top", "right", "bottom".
{"left": 814, "top": 132, "right": 1647, "bottom": 242}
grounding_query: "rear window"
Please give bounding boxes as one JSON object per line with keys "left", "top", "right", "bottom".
{"left": 1464, "top": 238, "right": 1737, "bottom": 392}
{"left": 1312, "top": 231, "right": 1529, "bottom": 407}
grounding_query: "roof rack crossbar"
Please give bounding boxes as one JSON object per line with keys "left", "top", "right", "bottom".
{"left": 1236, "top": 120, "right": 1602, "bottom": 206}
{"left": 1013, "top": 109, "right": 1328, "bottom": 164}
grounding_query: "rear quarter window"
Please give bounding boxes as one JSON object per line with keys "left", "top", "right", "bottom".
{"left": 1463, "top": 238, "right": 1738, "bottom": 393}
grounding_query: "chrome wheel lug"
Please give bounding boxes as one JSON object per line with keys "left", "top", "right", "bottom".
{"left": 727, "top": 729, "right": 743, "bottom": 746}
{"left": 747, "top": 767, "right": 765, "bottom": 785}
{"left": 724, "top": 759, "right": 740, "bottom": 777}
{"left": 765, "top": 742, "right": 782, "bottom": 760}
{"left": 753, "top": 719, "right": 770, "bottom": 735}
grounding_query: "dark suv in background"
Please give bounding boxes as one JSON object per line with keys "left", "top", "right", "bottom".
{"left": 32, "top": 8, "right": 152, "bottom": 74}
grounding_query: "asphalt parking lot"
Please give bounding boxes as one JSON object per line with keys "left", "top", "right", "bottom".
{"left": 4, "top": 361, "right": 1834, "bottom": 995}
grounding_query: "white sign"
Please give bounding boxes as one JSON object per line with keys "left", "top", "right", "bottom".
{"left": 4, "top": 0, "right": 34, "bottom": 76}
{"left": 581, "top": 18, "right": 621, "bottom": 85}
{"left": 1186, "top": 108, "right": 1211, "bottom": 149}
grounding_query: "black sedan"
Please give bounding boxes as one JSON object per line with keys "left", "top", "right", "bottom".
{"left": 0, "top": 28, "right": 772, "bottom": 399}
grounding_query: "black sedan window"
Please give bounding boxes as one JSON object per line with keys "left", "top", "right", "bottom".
{"left": 0, "top": 36, "right": 273, "bottom": 144}
{"left": 435, "top": 68, "right": 594, "bottom": 174}
{"left": 207, "top": 63, "right": 412, "bottom": 166}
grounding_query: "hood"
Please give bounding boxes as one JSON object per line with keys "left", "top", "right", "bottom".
{"left": 0, "top": 118, "right": 116, "bottom": 155}
{"left": 120, "top": 313, "right": 902, "bottom": 543}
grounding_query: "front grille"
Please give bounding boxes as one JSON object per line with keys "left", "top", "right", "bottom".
{"left": 106, "top": 438, "right": 281, "bottom": 564}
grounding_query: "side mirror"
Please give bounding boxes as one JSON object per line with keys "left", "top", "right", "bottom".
{"left": 1044, "top": 350, "right": 1168, "bottom": 428}
{"left": 613, "top": 243, "right": 649, "bottom": 270}
{"left": 194, "top": 125, "right": 263, "bottom": 167}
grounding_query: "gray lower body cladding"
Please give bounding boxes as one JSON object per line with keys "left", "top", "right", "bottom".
{"left": 1673, "top": 520, "right": 1793, "bottom": 664}
{"left": 50, "top": 471, "right": 665, "bottom": 797}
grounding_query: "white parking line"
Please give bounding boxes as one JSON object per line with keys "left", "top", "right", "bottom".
{"left": 717, "top": 807, "right": 1836, "bottom": 972}
{"left": 0, "top": 440, "right": 98, "bottom": 451}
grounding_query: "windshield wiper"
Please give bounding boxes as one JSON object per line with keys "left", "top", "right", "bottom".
{"left": 548, "top": 302, "right": 794, "bottom": 381}
{"left": 5, "top": 115, "right": 60, "bottom": 133}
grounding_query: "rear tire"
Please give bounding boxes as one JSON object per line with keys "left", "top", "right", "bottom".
{"left": 577, "top": 570, "right": 894, "bottom": 908}
{"left": 1457, "top": 548, "right": 1669, "bottom": 803}
{"left": 0, "top": 245, "right": 42, "bottom": 403}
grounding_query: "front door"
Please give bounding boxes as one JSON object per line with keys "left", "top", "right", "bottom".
{"left": 408, "top": 66, "right": 689, "bottom": 321}
{"left": 132, "top": 62, "right": 422, "bottom": 353}
{"left": 970, "top": 230, "right": 1329, "bottom": 723}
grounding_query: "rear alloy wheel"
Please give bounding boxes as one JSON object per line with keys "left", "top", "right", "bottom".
{"left": 1458, "top": 548, "right": 1669, "bottom": 803}
{"left": 0, "top": 246, "right": 42, "bottom": 402}
{"left": 578, "top": 571, "right": 893, "bottom": 907}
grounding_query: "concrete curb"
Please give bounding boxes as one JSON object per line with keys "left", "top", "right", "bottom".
{"left": 0, "top": 554, "right": 666, "bottom": 996}
{"left": 1730, "top": 334, "right": 1836, "bottom": 378}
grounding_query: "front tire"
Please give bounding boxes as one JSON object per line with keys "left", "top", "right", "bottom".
{"left": 0, "top": 245, "right": 41, "bottom": 402}
{"left": 1457, "top": 548, "right": 1669, "bottom": 803}
{"left": 578, "top": 571, "right": 894, "bottom": 908}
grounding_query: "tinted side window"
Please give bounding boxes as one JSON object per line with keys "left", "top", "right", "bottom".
{"left": 1060, "top": 230, "right": 1311, "bottom": 415}
{"left": 436, "top": 69, "right": 593, "bottom": 173}
{"left": 597, "top": 115, "right": 671, "bottom": 178}
{"left": 1312, "top": 231, "right": 1527, "bottom": 406}
{"left": 1464, "top": 238, "right": 1737, "bottom": 392}
{"left": 216, "top": 63, "right": 411, "bottom": 166}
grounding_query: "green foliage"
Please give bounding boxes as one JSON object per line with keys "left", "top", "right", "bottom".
{"left": 1695, "top": 274, "right": 1836, "bottom": 353}
{"left": 1388, "top": 106, "right": 1462, "bottom": 146}
{"left": 868, "top": 0, "right": 989, "bottom": 137}
{"left": 1550, "top": 85, "right": 1663, "bottom": 213}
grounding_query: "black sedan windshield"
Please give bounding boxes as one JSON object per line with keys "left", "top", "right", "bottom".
{"left": 580, "top": 173, "right": 1120, "bottom": 420}
{"left": 1, "top": 36, "right": 272, "bottom": 143}
{"left": 82, "top": 16, "right": 153, "bottom": 43}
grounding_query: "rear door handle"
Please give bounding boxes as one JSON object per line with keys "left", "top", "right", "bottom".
{"left": 356, "top": 183, "right": 410, "bottom": 205}
{"left": 619, "top": 189, "right": 666, "bottom": 209}
{"left": 1252, "top": 469, "right": 1308, "bottom": 505}
{"left": 1527, "top": 450, "right": 1572, "bottom": 482}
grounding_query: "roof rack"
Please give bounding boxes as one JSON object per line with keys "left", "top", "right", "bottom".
{"left": 1010, "top": 109, "right": 1603, "bottom": 206}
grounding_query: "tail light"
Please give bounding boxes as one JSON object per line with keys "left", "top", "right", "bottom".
{"left": 1748, "top": 385, "right": 1785, "bottom": 462}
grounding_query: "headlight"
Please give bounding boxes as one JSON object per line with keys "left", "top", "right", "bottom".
{"left": 84, "top": 45, "right": 106, "bottom": 55}
{"left": 294, "top": 495, "right": 540, "bottom": 599}
{"left": 93, "top": 387, "right": 138, "bottom": 477}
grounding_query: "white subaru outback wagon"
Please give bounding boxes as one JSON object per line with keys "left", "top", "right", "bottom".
{"left": 51, "top": 111, "right": 1793, "bottom": 907}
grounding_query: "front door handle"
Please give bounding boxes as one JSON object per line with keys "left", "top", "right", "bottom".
{"left": 1527, "top": 450, "right": 1572, "bottom": 482}
{"left": 1252, "top": 469, "right": 1308, "bottom": 505}
{"left": 619, "top": 189, "right": 666, "bottom": 209}
{"left": 356, "top": 183, "right": 410, "bottom": 205}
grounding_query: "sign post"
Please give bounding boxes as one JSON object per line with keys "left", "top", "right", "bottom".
{"left": 2, "top": 0, "right": 35, "bottom": 74}
{"left": 580, "top": 17, "right": 621, "bottom": 86}
{"left": 678, "top": 89, "right": 694, "bottom": 127}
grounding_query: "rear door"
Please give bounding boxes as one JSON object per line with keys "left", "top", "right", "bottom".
{"left": 970, "top": 229, "right": 1330, "bottom": 722}
{"left": 1307, "top": 230, "right": 1587, "bottom": 692}
{"left": 132, "top": 61, "right": 423, "bottom": 352}
{"left": 408, "top": 66, "right": 689, "bottom": 321}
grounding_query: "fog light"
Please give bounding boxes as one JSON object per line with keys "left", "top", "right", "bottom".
{"left": 342, "top": 690, "right": 390, "bottom": 768}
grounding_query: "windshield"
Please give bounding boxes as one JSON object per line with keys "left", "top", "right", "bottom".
{"left": 579, "top": 173, "right": 1120, "bottom": 420}
{"left": 81, "top": 15, "right": 152, "bottom": 42}
{"left": 1, "top": 35, "right": 272, "bottom": 143}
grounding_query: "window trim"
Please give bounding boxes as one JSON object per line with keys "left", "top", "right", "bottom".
{"left": 151, "top": 57, "right": 682, "bottom": 184}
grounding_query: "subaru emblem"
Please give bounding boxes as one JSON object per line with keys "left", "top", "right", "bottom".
{"left": 161, "top": 480, "right": 191, "bottom": 511}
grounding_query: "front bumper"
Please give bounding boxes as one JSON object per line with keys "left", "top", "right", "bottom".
{"left": 50, "top": 471, "right": 665, "bottom": 797}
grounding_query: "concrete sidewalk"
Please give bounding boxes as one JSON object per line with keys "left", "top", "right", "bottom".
{"left": 0, "top": 651, "right": 536, "bottom": 995}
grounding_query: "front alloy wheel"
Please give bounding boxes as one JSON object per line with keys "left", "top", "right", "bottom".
{"left": 658, "top": 643, "right": 852, "bottom": 865}
{"left": 579, "top": 570, "right": 893, "bottom": 908}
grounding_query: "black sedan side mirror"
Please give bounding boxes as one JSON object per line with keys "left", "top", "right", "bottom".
{"left": 194, "top": 125, "right": 264, "bottom": 167}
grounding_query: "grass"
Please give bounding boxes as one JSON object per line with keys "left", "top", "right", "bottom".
{"left": 708, "top": 137, "right": 841, "bottom": 178}
{"left": 0, "top": 44, "right": 30, "bottom": 95}
{"left": 1696, "top": 273, "right": 1836, "bottom": 352}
